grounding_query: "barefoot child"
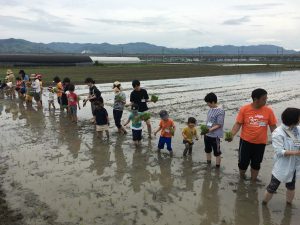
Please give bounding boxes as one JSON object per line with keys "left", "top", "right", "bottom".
{"left": 154, "top": 110, "right": 175, "bottom": 156}
{"left": 25, "top": 81, "right": 33, "bottom": 106}
{"left": 93, "top": 99, "right": 109, "bottom": 139}
{"left": 124, "top": 104, "right": 143, "bottom": 147}
{"left": 113, "top": 81, "right": 127, "bottom": 134}
{"left": 48, "top": 86, "right": 56, "bottom": 110}
{"left": 204, "top": 92, "right": 225, "bottom": 167}
{"left": 182, "top": 117, "right": 199, "bottom": 157}
{"left": 130, "top": 80, "right": 155, "bottom": 138}
{"left": 67, "top": 84, "right": 81, "bottom": 123}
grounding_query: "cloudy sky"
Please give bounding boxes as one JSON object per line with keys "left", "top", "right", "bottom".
{"left": 0, "top": 0, "right": 299, "bottom": 49}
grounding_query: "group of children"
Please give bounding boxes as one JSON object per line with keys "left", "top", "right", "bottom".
{"left": 152, "top": 92, "right": 224, "bottom": 167}
{"left": 2, "top": 71, "right": 225, "bottom": 166}
{"left": 0, "top": 69, "right": 43, "bottom": 107}
{"left": 3, "top": 70, "right": 300, "bottom": 205}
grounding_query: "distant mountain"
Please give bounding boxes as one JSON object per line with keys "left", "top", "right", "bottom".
{"left": 0, "top": 38, "right": 298, "bottom": 55}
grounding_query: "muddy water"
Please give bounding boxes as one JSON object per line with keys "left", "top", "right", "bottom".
{"left": 0, "top": 71, "right": 300, "bottom": 225}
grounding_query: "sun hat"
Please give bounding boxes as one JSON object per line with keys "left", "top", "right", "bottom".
{"left": 6, "top": 69, "right": 13, "bottom": 75}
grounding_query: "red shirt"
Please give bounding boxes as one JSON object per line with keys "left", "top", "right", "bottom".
{"left": 67, "top": 92, "right": 78, "bottom": 106}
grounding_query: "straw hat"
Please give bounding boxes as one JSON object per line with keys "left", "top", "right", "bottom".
{"left": 6, "top": 69, "right": 13, "bottom": 75}
{"left": 113, "top": 81, "right": 121, "bottom": 91}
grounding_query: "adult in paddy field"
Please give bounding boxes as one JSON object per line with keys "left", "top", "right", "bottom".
{"left": 130, "top": 80, "right": 153, "bottom": 138}
{"left": 229, "top": 88, "right": 277, "bottom": 181}
{"left": 263, "top": 108, "right": 300, "bottom": 205}
{"left": 84, "top": 78, "right": 102, "bottom": 121}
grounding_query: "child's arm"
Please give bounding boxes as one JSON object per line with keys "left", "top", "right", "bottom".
{"left": 77, "top": 101, "right": 81, "bottom": 110}
{"left": 123, "top": 119, "right": 130, "bottom": 127}
{"left": 154, "top": 126, "right": 162, "bottom": 136}
{"left": 209, "top": 124, "right": 221, "bottom": 133}
{"left": 107, "top": 116, "right": 110, "bottom": 126}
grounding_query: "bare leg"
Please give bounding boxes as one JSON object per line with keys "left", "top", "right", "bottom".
{"left": 263, "top": 191, "right": 273, "bottom": 205}
{"left": 97, "top": 131, "right": 103, "bottom": 138}
{"left": 239, "top": 169, "right": 246, "bottom": 179}
{"left": 146, "top": 119, "right": 152, "bottom": 138}
{"left": 188, "top": 145, "right": 193, "bottom": 155}
{"left": 206, "top": 153, "right": 212, "bottom": 161}
{"left": 105, "top": 130, "right": 109, "bottom": 139}
{"left": 216, "top": 156, "right": 221, "bottom": 166}
{"left": 251, "top": 168, "right": 259, "bottom": 182}
{"left": 183, "top": 143, "right": 189, "bottom": 156}
{"left": 286, "top": 189, "right": 295, "bottom": 204}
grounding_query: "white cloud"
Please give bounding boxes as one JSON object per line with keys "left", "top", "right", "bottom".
{"left": 0, "top": 0, "right": 299, "bottom": 49}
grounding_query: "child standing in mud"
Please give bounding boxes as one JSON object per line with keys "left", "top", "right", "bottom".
{"left": 182, "top": 117, "right": 199, "bottom": 157}
{"left": 130, "top": 80, "right": 154, "bottom": 138}
{"left": 47, "top": 86, "right": 56, "bottom": 110}
{"left": 154, "top": 110, "right": 176, "bottom": 156}
{"left": 93, "top": 98, "right": 110, "bottom": 139}
{"left": 67, "top": 84, "right": 81, "bottom": 123}
{"left": 112, "top": 81, "right": 127, "bottom": 134}
{"left": 203, "top": 92, "right": 225, "bottom": 167}
{"left": 124, "top": 104, "right": 143, "bottom": 147}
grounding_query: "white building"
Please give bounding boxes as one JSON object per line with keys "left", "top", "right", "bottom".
{"left": 90, "top": 56, "right": 141, "bottom": 64}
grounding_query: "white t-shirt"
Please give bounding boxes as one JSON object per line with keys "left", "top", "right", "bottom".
{"left": 32, "top": 79, "right": 41, "bottom": 93}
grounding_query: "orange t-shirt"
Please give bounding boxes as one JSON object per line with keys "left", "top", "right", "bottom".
{"left": 159, "top": 119, "right": 175, "bottom": 138}
{"left": 56, "top": 82, "right": 63, "bottom": 97}
{"left": 236, "top": 104, "right": 277, "bottom": 144}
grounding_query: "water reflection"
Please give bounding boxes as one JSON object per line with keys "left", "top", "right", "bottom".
{"left": 114, "top": 135, "right": 127, "bottom": 181}
{"left": 87, "top": 133, "right": 111, "bottom": 176}
{"left": 198, "top": 170, "right": 220, "bottom": 225}
{"left": 157, "top": 152, "right": 173, "bottom": 193}
{"left": 130, "top": 149, "right": 150, "bottom": 193}
{"left": 234, "top": 182, "right": 259, "bottom": 225}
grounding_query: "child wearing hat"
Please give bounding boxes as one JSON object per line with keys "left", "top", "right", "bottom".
{"left": 47, "top": 86, "right": 56, "bottom": 110}
{"left": 124, "top": 104, "right": 143, "bottom": 147}
{"left": 154, "top": 110, "right": 176, "bottom": 156}
{"left": 113, "top": 81, "right": 127, "bottom": 134}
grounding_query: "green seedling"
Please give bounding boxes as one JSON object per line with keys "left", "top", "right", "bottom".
{"left": 200, "top": 124, "right": 209, "bottom": 135}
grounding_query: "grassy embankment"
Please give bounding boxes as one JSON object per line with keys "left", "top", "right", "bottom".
{"left": 1, "top": 63, "right": 300, "bottom": 86}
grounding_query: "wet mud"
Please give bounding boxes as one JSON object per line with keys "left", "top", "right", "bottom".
{"left": 0, "top": 71, "right": 300, "bottom": 225}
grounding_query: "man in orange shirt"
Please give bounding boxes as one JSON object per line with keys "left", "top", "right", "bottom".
{"left": 154, "top": 110, "right": 176, "bottom": 156}
{"left": 230, "top": 88, "right": 277, "bottom": 181}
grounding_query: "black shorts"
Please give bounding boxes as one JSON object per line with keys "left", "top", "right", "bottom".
{"left": 266, "top": 172, "right": 296, "bottom": 194}
{"left": 204, "top": 135, "right": 222, "bottom": 157}
{"left": 238, "top": 138, "right": 266, "bottom": 171}
{"left": 132, "top": 129, "right": 142, "bottom": 141}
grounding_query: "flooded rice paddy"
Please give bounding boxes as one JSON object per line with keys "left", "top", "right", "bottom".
{"left": 0, "top": 71, "right": 300, "bottom": 225}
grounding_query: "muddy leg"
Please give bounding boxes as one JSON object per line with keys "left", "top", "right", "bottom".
{"left": 183, "top": 143, "right": 189, "bottom": 156}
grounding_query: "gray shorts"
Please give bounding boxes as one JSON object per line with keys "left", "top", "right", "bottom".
{"left": 69, "top": 105, "right": 77, "bottom": 115}
{"left": 33, "top": 92, "right": 41, "bottom": 102}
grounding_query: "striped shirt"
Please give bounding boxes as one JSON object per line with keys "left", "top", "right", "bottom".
{"left": 206, "top": 107, "right": 225, "bottom": 138}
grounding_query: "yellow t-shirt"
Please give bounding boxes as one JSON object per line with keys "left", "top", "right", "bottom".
{"left": 182, "top": 127, "right": 197, "bottom": 143}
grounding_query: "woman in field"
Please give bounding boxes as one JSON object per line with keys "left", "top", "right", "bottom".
{"left": 263, "top": 108, "right": 300, "bottom": 205}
